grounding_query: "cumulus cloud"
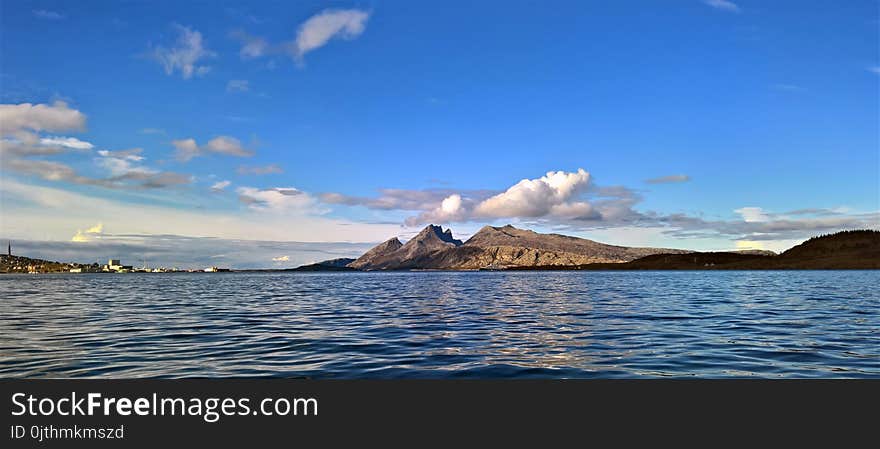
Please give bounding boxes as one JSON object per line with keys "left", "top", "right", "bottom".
{"left": 0, "top": 102, "right": 191, "bottom": 190}
{"left": 149, "top": 24, "right": 216, "bottom": 79}
{"left": 172, "top": 136, "right": 254, "bottom": 161}
{"left": 211, "top": 180, "right": 231, "bottom": 192}
{"left": 646, "top": 174, "right": 690, "bottom": 184}
{"left": 322, "top": 169, "right": 610, "bottom": 226}
{"left": 0, "top": 101, "right": 86, "bottom": 135}
{"left": 290, "top": 9, "right": 370, "bottom": 62}
{"left": 226, "top": 79, "right": 250, "bottom": 93}
{"left": 237, "top": 164, "right": 283, "bottom": 175}
{"left": 272, "top": 255, "right": 290, "bottom": 262}
{"left": 316, "top": 166, "right": 878, "bottom": 248}
{"left": 703, "top": 0, "right": 740, "bottom": 12}
{"left": 473, "top": 169, "right": 592, "bottom": 219}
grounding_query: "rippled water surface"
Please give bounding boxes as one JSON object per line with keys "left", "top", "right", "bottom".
{"left": 1, "top": 271, "right": 878, "bottom": 378}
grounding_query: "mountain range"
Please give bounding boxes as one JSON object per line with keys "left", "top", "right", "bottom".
{"left": 346, "top": 224, "right": 690, "bottom": 270}
{"left": 317, "top": 225, "right": 878, "bottom": 271}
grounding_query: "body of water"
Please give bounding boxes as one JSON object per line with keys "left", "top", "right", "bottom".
{"left": 1, "top": 271, "right": 877, "bottom": 378}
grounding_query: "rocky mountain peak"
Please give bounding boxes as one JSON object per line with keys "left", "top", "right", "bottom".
{"left": 414, "top": 224, "right": 462, "bottom": 246}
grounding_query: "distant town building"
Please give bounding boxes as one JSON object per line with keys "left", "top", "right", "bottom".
{"left": 103, "top": 259, "right": 132, "bottom": 272}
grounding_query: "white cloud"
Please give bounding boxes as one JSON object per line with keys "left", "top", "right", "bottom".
{"left": 97, "top": 148, "right": 145, "bottom": 161}
{"left": 95, "top": 148, "right": 156, "bottom": 178}
{"left": 237, "top": 186, "right": 319, "bottom": 213}
{"left": 204, "top": 136, "right": 252, "bottom": 156}
{"left": 4, "top": 147, "right": 189, "bottom": 190}
{"left": 272, "top": 255, "right": 290, "bottom": 262}
{"left": 0, "top": 103, "right": 89, "bottom": 156}
{"left": 398, "top": 169, "right": 598, "bottom": 225}
{"left": 474, "top": 169, "right": 592, "bottom": 218}
{"left": 211, "top": 180, "right": 231, "bottom": 192}
{"left": 172, "top": 136, "right": 253, "bottom": 161}
{"left": 39, "top": 136, "right": 94, "bottom": 150}
{"left": 416, "top": 194, "right": 467, "bottom": 224}
{"left": 226, "top": 80, "right": 250, "bottom": 92}
{"left": 170, "top": 138, "right": 200, "bottom": 161}
{"left": 703, "top": 0, "right": 740, "bottom": 12}
{"left": 291, "top": 9, "right": 370, "bottom": 61}
{"left": 150, "top": 24, "right": 216, "bottom": 79}
{"left": 734, "top": 207, "right": 770, "bottom": 223}
{"left": 230, "top": 30, "right": 268, "bottom": 59}
{"left": 0, "top": 101, "right": 86, "bottom": 135}
{"left": 869, "top": 67, "right": 880, "bottom": 75}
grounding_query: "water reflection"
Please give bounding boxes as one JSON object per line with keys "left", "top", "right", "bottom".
{"left": 0, "top": 271, "right": 878, "bottom": 378}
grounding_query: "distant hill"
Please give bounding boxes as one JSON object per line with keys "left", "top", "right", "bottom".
{"left": 287, "top": 258, "right": 358, "bottom": 272}
{"left": 345, "top": 224, "right": 688, "bottom": 270}
{"left": 516, "top": 230, "right": 880, "bottom": 270}
{"left": 0, "top": 254, "right": 82, "bottom": 273}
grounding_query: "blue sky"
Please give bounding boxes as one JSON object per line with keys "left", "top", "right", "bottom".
{"left": 1, "top": 1, "right": 878, "bottom": 267}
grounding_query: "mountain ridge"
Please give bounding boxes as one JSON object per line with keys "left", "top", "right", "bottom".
{"left": 347, "top": 224, "right": 689, "bottom": 270}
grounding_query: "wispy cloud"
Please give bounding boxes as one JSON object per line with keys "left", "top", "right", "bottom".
{"left": 226, "top": 80, "right": 250, "bottom": 93}
{"left": 211, "top": 180, "right": 231, "bottom": 192}
{"left": 230, "top": 30, "right": 268, "bottom": 59}
{"left": 4, "top": 157, "right": 191, "bottom": 190}
{"left": 33, "top": 10, "right": 64, "bottom": 20}
{"left": 703, "top": 0, "right": 740, "bottom": 13}
{"left": 149, "top": 24, "right": 216, "bottom": 79}
{"left": 868, "top": 67, "right": 880, "bottom": 75}
{"left": 2, "top": 178, "right": 400, "bottom": 247}
{"left": 39, "top": 136, "right": 94, "bottom": 150}
{"left": 646, "top": 174, "right": 691, "bottom": 184}
{"left": 237, "top": 164, "right": 283, "bottom": 175}
{"left": 772, "top": 84, "right": 806, "bottom": 92}
{"left": 140, "top": 128, "right": 166, "bottom": 135}
{"left": 237, "top": 186, "right": 321, "bottom": 214}
{"left": 290, "top": 9, "right": 370, "bottom": 62}
{"left": 229, "top": 9, "right": 370, "bottom": 68}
